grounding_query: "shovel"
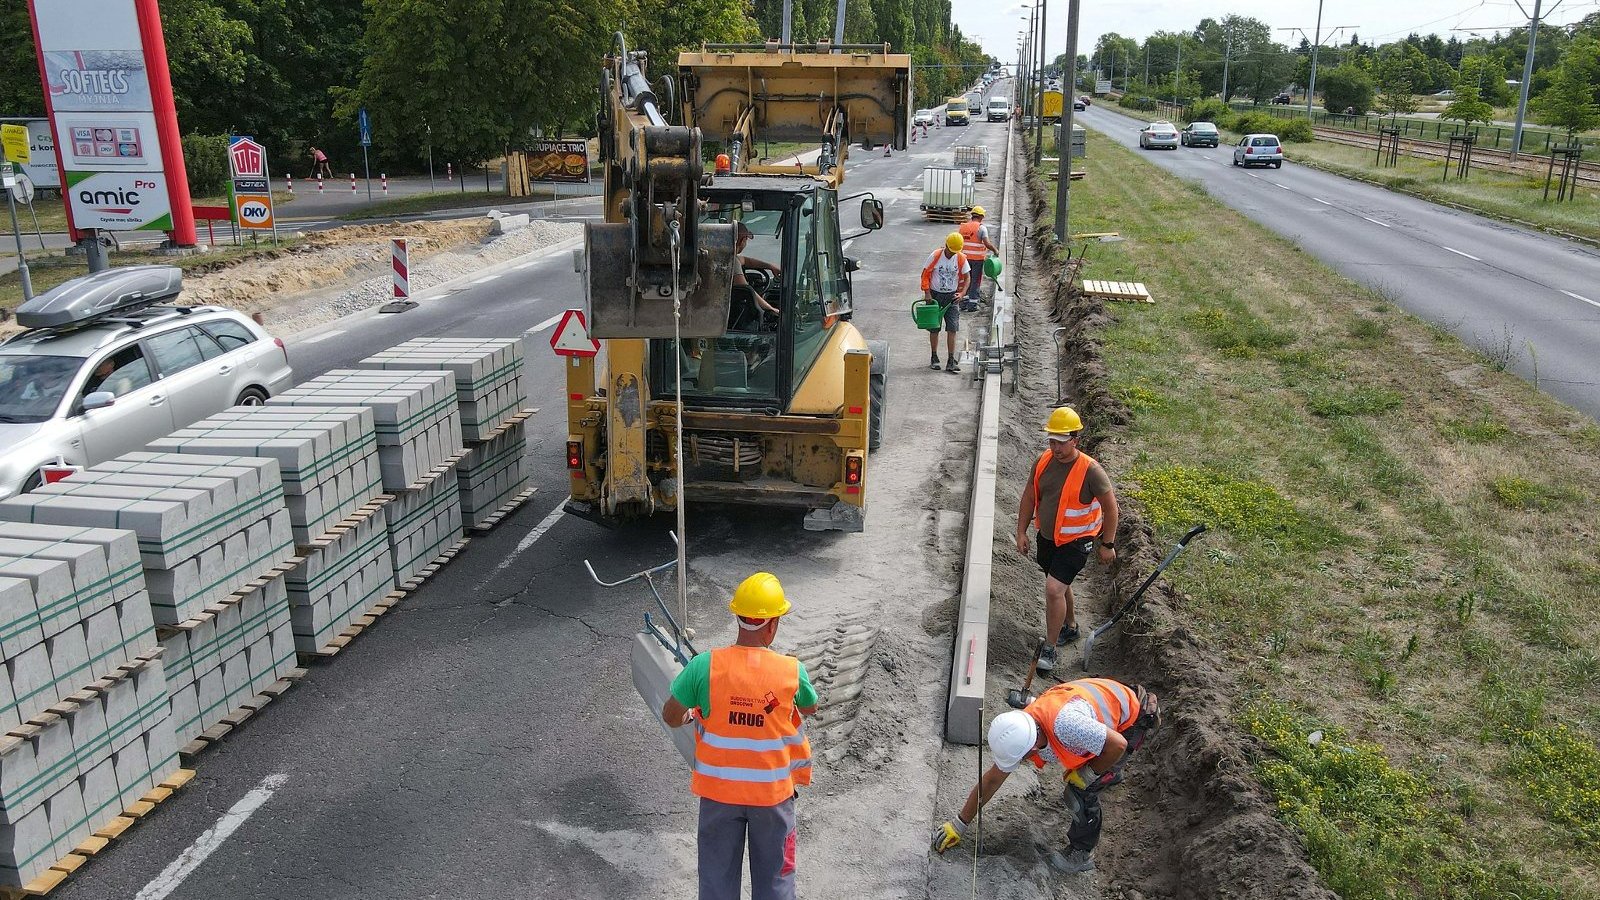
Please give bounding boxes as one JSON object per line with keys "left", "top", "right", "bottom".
{"left": 1005, "top": 640, "right": 1047, "bottom": 709}
{"left": 1081, "top": 524, "right": 1207, "bottom": 671}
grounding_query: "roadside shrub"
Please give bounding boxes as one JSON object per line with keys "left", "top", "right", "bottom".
{"left": 181, "top": 133, "right": 231, "bottom": 198}
{"left": 1186, "top": 99, "right": 1231, "bottom": 125}
{"left": 1507, "top": 721, "right": 1600, "bottom": 847}
{"left": 1119, "top": 94, "right": 1156, "bottom": 111}
{"left": 1278, "top": 119, "right": 1314, "bottom": 143}
{"left": 1231, "top": 112, "right": 1282, "bottom": 136}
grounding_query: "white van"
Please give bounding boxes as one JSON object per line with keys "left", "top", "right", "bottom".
{"left": 986, "top": 97, "right": 1011, "bottom": 122}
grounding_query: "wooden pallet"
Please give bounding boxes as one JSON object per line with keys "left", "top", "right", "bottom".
{"left": 155, "top": 564, "right": 298, "bottom": 642}
{"left": 177, "top": 668, "right": 308, "bottom": 761}
{"left": 0, "top": 768, "right": 197, "bottom": 899}
{"left": 922, "top": 208, "right": 972, "bottom": 223}
{"left": 294, "top": 495, "right": 395, "bottom": 554}
{"left": 1081, "top": 279, "right": 1154, "bottom": 303}
{"left": 298, "top": 535, "right": 472, "bottom": 663}
{"left": 467, "top": 486, "right": 539, "bottom": 534}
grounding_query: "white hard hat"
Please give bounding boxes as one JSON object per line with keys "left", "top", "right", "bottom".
{"left": 987, "top": 710, "right": 1038, "bottom": 770}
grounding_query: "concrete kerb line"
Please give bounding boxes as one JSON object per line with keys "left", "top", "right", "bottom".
{"left": 944, "top": 119, "right": 1015, "bottom": 745}
{"left": 286, "top": 234, "right": 585, "bottom": 342}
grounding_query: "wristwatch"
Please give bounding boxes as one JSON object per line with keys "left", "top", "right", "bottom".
{"left": 1102, "top": 542, "right": 1116, "bottom": 550}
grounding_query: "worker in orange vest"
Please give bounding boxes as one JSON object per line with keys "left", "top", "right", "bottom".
{"left": 921, "top": 232, "right": 971, "bottom": 373}
{"left": 931, "top": 678, "right": 1161, "bottom": 874}
{"left": 663, "top": 573, "right": 818, "bottom": 900}
{"left": 1017, "top": 406, "right": 1119, "bottom": 672}
{"left": 957, "top": 206, "right": 997, "bottom": 312}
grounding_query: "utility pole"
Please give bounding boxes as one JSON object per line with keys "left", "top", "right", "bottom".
{"left": 1307, "top": 0, "right": 1324, "bottom": 119}
{"left": 782, "top": 0, "right": 793, "bottom": 44}
{"left": 833, "top": 0, "right": 846, "bottom": 46}
{"left": 1221, "top": 31, "right": 1233, "bottom": 103}
{"left": 1144, "top": 43, "right": 1150, "bottom": 90}
{"left": 1174, "top": 37, "right": 1183, "bottom": 110}
{"left": 1510, "top": 0, "right": 1559, "bottom": 159}
{"left": 1034, "top": 0, "right": 1048, "bottom": 165}
{"left": 1055, "top": 0, "right": 1081, "bottom": 243}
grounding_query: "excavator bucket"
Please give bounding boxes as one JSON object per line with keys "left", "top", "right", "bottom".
{"left": 584, "top": 221, "right": 737, "bottom": 339}
{"left": 679, "top": 43, "right": 912, "bottom": 166}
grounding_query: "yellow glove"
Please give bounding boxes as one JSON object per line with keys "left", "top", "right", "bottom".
{"left": 1066, "top": 765, "right": 1095, "bottom": 791}
{"left": 931, "top": 818, "right": 968, "bottom": 854}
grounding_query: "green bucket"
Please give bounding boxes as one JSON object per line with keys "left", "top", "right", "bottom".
{"left": 984, "top": 256, "right": 1003, "bottom": 279}
{"left": 912, "top": 299, "right": 946, "bottom": 329}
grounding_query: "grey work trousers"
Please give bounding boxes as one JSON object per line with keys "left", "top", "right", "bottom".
{"left": 697, "top": 795, "right": 797, "bottom": 900}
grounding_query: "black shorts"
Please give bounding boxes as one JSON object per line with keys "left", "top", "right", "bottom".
{"left": 1035, "top": 536, "right": 1093, "bottom": 585}
{"left": 924, "top": 290, "right": 960, "bottom": 332}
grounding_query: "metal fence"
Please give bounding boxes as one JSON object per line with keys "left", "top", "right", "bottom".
{"left": 1226, "top": 102, "right": 1594, "bottom": 160}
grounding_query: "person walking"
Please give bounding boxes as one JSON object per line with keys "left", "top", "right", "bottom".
{"left": 932, "top": 679, "right": 1161, "bottom": 874}
{"left": 1016, "top": 406, "right": 1119, "bottom": 672}
{"left": 662, "top": 572, "right": 818, "bottom": 900}
{"left": 920, "top": 232, "right": 970, "bottom": 373}
{"left": 309, "top": 146, "right": 332, "bottom": 179}
{"left": 957, "top": 206, "right": 997, "bottom": 312}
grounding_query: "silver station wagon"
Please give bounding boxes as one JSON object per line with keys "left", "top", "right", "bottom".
{"left": 0, "top": 266, "right": 293, "bottom": 498}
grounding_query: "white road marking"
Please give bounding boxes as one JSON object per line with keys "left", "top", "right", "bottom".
{"left": 134, "top": 774, "right": 289, "bottom": 900}
{"left": 1561, "top": 290, "right": 1600, "bottom": 309}
{"left": 513, "top": 261, "right": 538, "bottom": 270}
{"left": 492, "top": 505, "right": 567, "bottom": 577}
{"left": 301, "top": 329, "right": 346, "bottom": 345}
{"left": 842, "top": 238, "right": 855, "bottom": 251}
{"left": 1312, "top": 197, "right": 1332, "bottom": 206}
{"left": 1246, "top": 172, "right": 1260, "bottom": 178}
{"left": 470, "top": 274, "right": 501, "bottom": 284}
{"left": 1274, "top": 182, "right": 1293, "bottom": 190}
{"left": 1362, "top": 216, "right": 1392, "bottom": 228}
{"left": 1442, "top": 246, "right": 1481, "bottom": 261}
{"left": 529, "top": 312, "right": 565, "bottom": 334}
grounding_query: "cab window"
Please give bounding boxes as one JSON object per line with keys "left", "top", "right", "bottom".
{"left": 83, "top": 345, "right": 154, "bottom": 399}
{"left": 789, "top": 194, "right": 829, "bottom": 385}
{"left": 146, "top": 327, "right": 214, "bottom": 377}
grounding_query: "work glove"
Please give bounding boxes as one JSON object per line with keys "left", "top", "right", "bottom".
{"left": 931, "top": 816, "right": 968, "bottom": 854}
{"left": 1067, "top": 765, "right": 1112, "bottom": 792}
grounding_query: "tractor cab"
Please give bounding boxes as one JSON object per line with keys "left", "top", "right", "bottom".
{"left": 649, "top": 176, "right": 882, "bottom": 412}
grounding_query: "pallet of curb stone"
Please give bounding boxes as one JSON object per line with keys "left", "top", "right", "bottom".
{"left": 292, "top": 495, "right": 395, "bottom": 554}
{"left": 1080, "top": 280, "right": 1154, "bottom": 303}
{"left": 296, "top": 536, "right": 472, "bottom": 663}
{"left": 466, "top": 408, "right": 538, "bottom": 446}
{"left": 467, "top": 487, "right": 539, "bottom": 534}
{"left": 177, "top": 668, "right": 306, "bottom": 762}
{"left": 0, "top": 768, "right": 195, "bottom": 899}
{"left": 391, "top": 452, "right": 470, "bottom": 495}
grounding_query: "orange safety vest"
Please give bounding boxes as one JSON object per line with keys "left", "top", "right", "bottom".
{"left": 691, "top": 645, "right": 813, "bottom": 806}
{"left": 1032, "top": 450, "right": 1103, "bottom": 543}
{"left": 958, "top": 220, "right": 988, "bottom": 263}
{"left": 1025, "top": 679, "right": 1142, "bottom": 771}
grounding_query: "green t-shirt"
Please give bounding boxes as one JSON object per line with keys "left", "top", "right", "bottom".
{"left": 670, "top": 648, "right": 818, "bottom": 716}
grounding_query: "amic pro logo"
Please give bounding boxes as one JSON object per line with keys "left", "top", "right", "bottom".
{"left": 80, "top": 177, "right": 155, "bottom": 213}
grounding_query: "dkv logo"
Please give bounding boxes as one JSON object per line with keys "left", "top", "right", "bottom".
{"left": 236, "top": 195, "right": 273, "bottom": 227}
{"left": 79, "top": 177, "right": 156, "bottom": 213}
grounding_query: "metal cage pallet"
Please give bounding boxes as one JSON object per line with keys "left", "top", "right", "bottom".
{"left": 0, "top": 769, "right": 196, "bottom": 899}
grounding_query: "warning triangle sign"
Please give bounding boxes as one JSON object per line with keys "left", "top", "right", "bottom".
{"left": 549, "top": 308, "right": 600, "bottom": 357}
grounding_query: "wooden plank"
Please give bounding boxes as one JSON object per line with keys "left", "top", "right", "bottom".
{"left": 124, "top": 800, "right": 157, "bottom": 819}
{"left": 160, "top": 768, "right": 197, "bottom": 791}
{"left": 92, "top": 815, "right": 135, "bottom": 840}
{"left": 47, "top": 854, "right": 87, "bottom": 875}
{"left": 71, "top": 835, "right": 110, "bottom": 857}
{"left": 18, "top": 869, "right": 69, "bottom": 895}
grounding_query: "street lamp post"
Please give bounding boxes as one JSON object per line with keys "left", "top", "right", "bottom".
{"left": 1055, "top": 0, "right": 1081, "bottom": 242}
{"left": 1307, "top": 0, "right": 1324, "bottom": 119}
{"left": 1034, "top": 0, "right": 1048, "bottom": 164}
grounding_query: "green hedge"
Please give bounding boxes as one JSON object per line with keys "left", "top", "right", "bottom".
{"left": 1119, "top": 94, "right": 1157, "bottom": 111}
{"left": 1178, "top": 105, "right": 1314, "bottom": 144}
{"left": 181, "top": 134, "right": 231, "bottom": 198}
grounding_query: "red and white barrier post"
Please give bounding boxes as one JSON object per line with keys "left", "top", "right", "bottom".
{"left": 350, "top": 172, "right": 357, "bottom": 193}
{"left": 381, "top": 173, "right": 388, "bottom": 195}
{"left": 391, "top": 238, "right": 410, "bottom": 301}
{"left": 285, "top": 173, "right": 294, "bottom": 195}
{"left": 446, "top": 162, "right": 453, "bottom": 184}
{"left": 317, "top": 173, "right": 324, "bottom": 194}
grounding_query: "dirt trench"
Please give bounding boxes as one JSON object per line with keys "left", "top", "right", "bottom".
{"left": 978, "top": 163, "right": 1339, "bottom": 900}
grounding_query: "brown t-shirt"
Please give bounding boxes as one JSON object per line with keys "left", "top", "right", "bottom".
{"left": 1034, "top": 452, "right": 1112, "bottom": 528}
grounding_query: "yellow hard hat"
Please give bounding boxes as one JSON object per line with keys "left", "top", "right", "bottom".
{"left": 730, "top": 572, "right": 791, "bottom": 619}
{"left": 971, "top": 205, "right": 987, "bottom": 217}
{"left": 1044, "top": 406, "right": 1083, "bottom": 437}
{"left": 945, "top": 232, "right": 965, "bottom": 252}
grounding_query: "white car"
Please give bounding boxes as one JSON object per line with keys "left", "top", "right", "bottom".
{"left": 0, "top": 266, "right": 294, "bottom": 498}
{"left": 1233, "top": 133, "right": 1284, "bottom": 168}
{"left": 1139, "top": 121, "right": 1179, "bottom": 150}
{"left": 914, "top": 109, "right": 937, "bottom": 127}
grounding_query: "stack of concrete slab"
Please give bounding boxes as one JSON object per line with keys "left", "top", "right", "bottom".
{"left": 357, "top": 338, "right": 524, "bottom": 441}
{"left": 0, "top": 527, "right": 177, "bottom": 887}
{"left": 268, "top": 370, "right": 462, "bottom": 491}
{"left": 285, "top": 506, "right": 394, "bottom": 655}
{"left": 0, "top": 460, "right": 292, "bottom": 626}
{"left": 457, "top": 419, "right": 530, "bottom": 529}
{"left": 159, "top": 576, "right": 297, "bottom": 746}
{"left": 149, "top": 407, "right": 383, "bottom": 546}
{"left": 385, "top": 467, "right": 462, "bottom": 588}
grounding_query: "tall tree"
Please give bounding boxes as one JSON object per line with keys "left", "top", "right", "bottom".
{"left": 1532, "top": 35, "right": 1600, "bottom": 137}
{"left": 1441, "top": 82, "right": 1494, "bottom": 127}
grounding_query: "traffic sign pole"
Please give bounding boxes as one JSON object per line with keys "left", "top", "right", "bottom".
{"left": 5, "top": 170, "right": 34, "bottom": 302}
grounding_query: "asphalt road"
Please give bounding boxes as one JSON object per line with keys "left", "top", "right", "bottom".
{"left": 1078, "top": 104, "right": 1600, "bottom": 421}
{"left": 56, "top": 109, "right": 1003, "bottom": 899}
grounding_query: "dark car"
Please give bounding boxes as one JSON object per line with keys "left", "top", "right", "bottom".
{"left": 1180, "top": 122, "right": 1219, "bottom": 147}
{"left": 1272, "top": 93, "right": 1292, "bottom": 104}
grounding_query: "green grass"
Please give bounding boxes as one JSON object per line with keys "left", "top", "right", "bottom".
{"left": 1285, "top": 139, "right": 1600, "bottom": 243}
{"left": 1034, "top": 130, "right": 1600, "bottom": 897}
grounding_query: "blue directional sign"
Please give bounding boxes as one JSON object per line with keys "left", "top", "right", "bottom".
{"left": 359, "top": 108, "right": 371, "bottom": 147}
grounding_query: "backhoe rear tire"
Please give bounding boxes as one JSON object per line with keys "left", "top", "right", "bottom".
{"left": 869, "top": 372, "right": 886, "bottom": 453}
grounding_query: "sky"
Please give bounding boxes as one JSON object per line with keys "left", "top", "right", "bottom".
{"left": 954, "top": 0, "right": 1600, "bottom": 64}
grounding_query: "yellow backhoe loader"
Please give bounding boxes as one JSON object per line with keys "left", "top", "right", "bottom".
{"left": 564, "top": 35, "right": 910, "bottom": 533}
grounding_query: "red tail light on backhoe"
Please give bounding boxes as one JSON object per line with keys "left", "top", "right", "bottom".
{"left": 844, "top": 453, "right": 863, "bottom": 486}
{"left": 566, "top": 440, "right": 584, "bottom": 470}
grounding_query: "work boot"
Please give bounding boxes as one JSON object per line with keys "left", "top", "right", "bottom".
{"left": 1036, "top": 645, "right": 1057, "bottom": 672}
{"left": 947, "top": 357, "right": 961, "bottom": 374}
{"left": 1056, "top": 622, "right": 1080, "bottom": 646}
{"left": 930, "top": 353, "right": 942, "bottom": 371}
{"left": 1048, "top": 849, "right": 1095, "bottom": 874}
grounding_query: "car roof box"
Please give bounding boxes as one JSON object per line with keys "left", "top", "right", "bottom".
{"left": 16, "top": 265, "right": 183, "bottom": 329}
